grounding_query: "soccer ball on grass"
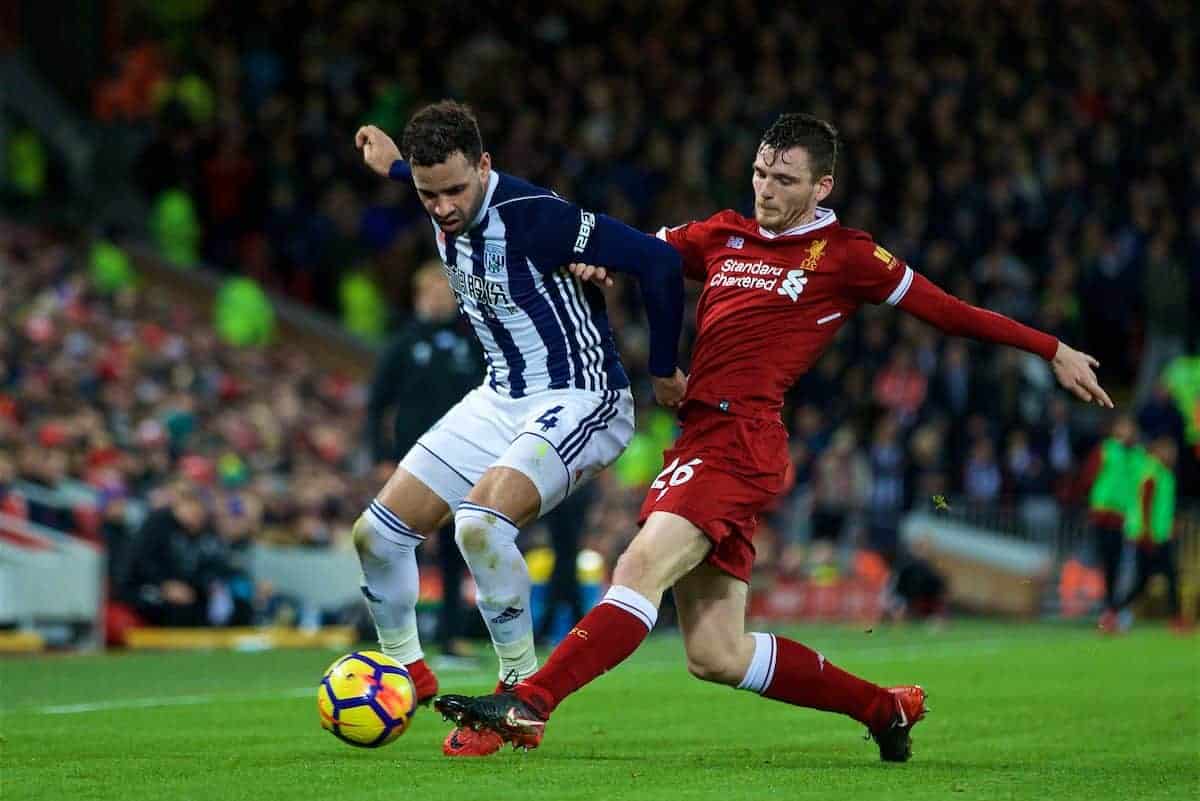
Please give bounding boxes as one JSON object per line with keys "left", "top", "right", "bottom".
{"left": 318, "top": 650, "right": 416, "bottom": 747}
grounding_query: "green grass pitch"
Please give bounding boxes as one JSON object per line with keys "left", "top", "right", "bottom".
{"left": 2, "top": 621, "right": 1197, "bottom": 801}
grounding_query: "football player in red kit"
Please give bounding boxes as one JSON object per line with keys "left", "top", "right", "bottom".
{"left": 436, "top": 113, "right": 1112, "bottom": 761}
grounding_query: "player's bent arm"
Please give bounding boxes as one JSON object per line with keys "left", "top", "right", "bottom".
{"left": 580, "top": 215, "right": 685, "bottom": 377}
{"left": 522, "top": 200, "right": 685, "bottom": 378}
{"left": 897, "top": 271, "right": 1113, "bottom": 407}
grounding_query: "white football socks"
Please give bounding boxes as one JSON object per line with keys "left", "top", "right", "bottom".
{"left": 454, "top": 502, "right": 537, "bottom": 682}
{"left": 354, "top": 501, "right": 425, "bottom": 666}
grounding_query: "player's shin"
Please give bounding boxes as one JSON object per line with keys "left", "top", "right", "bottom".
{"left": 354, "top": 502, "right": 426, "bottom": 666}
{"left": 454, "top": 504, "right": 538, "bottom": 681}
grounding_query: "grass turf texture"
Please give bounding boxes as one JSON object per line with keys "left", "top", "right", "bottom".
{"left": 2, "top": 621, "right": 1196, "bottom": 801}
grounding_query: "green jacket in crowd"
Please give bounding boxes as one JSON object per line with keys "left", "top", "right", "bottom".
{"left": 1087, "top": 438, "right": 1146, "bottom": 523}
{"left": 1124, "top": 453, "right": 1176, "bottom": 546}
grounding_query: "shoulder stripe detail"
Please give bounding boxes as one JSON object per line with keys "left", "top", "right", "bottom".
{"left": 491, "top": 193, "right": 568, "bottom": 210}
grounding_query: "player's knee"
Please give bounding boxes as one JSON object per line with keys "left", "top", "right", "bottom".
{"left": 352, "top": 515, "right": 378, "bottom": 558}
{"left": 685, "top": 648, "right": 742, "bottom": 686}
{"left": 453, "top": 519, "right": 490, "bottom": 556}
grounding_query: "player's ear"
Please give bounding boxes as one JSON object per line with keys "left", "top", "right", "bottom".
{"left": 478, "top": 152, "right": 492, "bottom": 178}
{"left": 814, "top": 174, "right": 834, "bottom": 203}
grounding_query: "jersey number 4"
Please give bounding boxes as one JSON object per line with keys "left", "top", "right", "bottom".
{"left": 536, "top": 406, "right": 565, "bottom": 432}
{"left": 651, "top": 457, "right": 703, "bottom": 501}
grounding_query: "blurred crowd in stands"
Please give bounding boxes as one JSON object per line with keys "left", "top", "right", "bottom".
{"left": 87, "top": 1, "right": 1197, "bottom": 371}
{"left": 3, "top": 0, "right": 1199, "bottom": 627}
{"left": 1, "top": 222, "right": 376, "bottom": 624}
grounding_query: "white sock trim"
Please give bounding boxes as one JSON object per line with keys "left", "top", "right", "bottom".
{"left": 737, "top": 632, "right": 777, "bottom": 694}
{"left": 456, "top": 503, "right": 520, "bottom": 535}
{"left": 600, "top": 585, "right": 658, "bottom": 631}
{"left": 365, "top": 501, "right": 424, "bottom": 545}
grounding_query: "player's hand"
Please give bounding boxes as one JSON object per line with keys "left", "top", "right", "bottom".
{"left": 1051, "top": 341, "right": 1114, "bottom": 408}
{"left": 567, "top": 262, "right": 614, "bottom": 288}
{"left": 355, "top": 125, "right": 402, "bottom": 177}
{"left": 652, "top": 368, "right": 687, "bottom": 408}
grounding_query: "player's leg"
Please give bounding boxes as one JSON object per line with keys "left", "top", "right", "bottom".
{"left": 435, "top": 510, "right": 710, "bottom": 746}
{"left": 353, "top": 466, "right": 452, "bottom": 703}
{"left": 453, "top": 465, "right": 542, "bottom": 681}
{"left": 673, "top": 563, "right": 927, "bottom": 761}
{"left": 355, "top": 389, "right": 496, "bottom": 702}
{"left": 451, "top": 388, "right": 635, "bottom": 683}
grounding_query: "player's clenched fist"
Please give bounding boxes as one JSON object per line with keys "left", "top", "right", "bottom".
{"left": 356, "top": 125, "right": 402, "bottom": 177}
{"left": 567, "top": 262, "right": 614, "bottom": 288}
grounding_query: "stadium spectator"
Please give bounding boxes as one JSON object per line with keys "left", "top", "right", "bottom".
{"left": 116, "top": 482, "right": 230, "bottom": 627}
{"left": 1113, "top": 437, "right": 1188, "bottom": 633}
{"left": 1073, "top": 415, "right": 1143, "bottom": 632}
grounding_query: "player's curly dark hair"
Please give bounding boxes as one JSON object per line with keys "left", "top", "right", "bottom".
{"left": 401, "top": 100, "right": 483, "bottom": 167}
{"left": 760, "top": 113, "right": 839, "bottom": 179}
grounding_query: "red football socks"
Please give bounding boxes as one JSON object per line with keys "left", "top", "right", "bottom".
{"left": 762, "top": 636, "right": 895, "bottom": 731}
{"left": 517, "top": 587, "right": 657, "bottom": 717}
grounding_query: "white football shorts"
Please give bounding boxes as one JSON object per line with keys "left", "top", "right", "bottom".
{"left": 399, "top": 385, "right": 635, "bottom": 517}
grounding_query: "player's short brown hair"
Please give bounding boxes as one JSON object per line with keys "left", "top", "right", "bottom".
{"left": 760, "top": 113, "right": 839, "bottom": 179}
{"left": 401, "top": 100, "right": 483, "bottom": 167}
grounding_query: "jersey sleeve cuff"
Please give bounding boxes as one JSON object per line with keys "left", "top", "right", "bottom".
{"left": 388, "top": 159, "right": 412, "bottom": 181}
{"left": 884, "top": 265, "right": 915, "bottom": 306}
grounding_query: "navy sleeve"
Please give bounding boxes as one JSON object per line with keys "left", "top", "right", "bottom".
{"left": 388, "top": 160, "right": 412, "bottom": 181}
{"left": 517, "top": 197, "right": 684, "bottom": 377}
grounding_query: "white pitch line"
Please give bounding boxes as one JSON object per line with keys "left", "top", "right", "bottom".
{"left": 11, "top": 687, "right": 315, "bottom": 716}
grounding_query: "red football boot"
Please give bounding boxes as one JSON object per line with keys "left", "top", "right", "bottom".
{"left": 869, "top": 685, "right": 928, "bottom": 762}
{"left": 404, "top": 659, "right": 439, "bottom": 707}
{"left": 434, "top": 683, "right": 548, "bottom": 751}
{"left": 440, "top": 679, "right": 517, "bottom": 757}
{"left": 442, "top": 726, "right": 504, "bottom": 756}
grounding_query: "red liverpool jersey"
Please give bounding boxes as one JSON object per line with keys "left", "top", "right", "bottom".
{"left": 659, "top": 207, "right": 912, "bottom": 420}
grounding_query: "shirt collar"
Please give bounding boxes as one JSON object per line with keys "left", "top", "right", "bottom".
{"left": 469, "top": 170, "right": 500, "bottom": 231}
{"left": 758, "top": 206, "right": 837, "bottom": 239}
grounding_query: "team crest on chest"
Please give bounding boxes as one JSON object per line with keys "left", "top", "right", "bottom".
{"left": 798, "top": 239, "right": 827, "bottom": 271}
{"left": 484, "top": 241, "right": 506, "bottom": 275}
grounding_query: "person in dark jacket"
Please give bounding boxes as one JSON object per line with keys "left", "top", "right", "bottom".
{"left": 117, "top": 482, "right": 230, "bottom": 627}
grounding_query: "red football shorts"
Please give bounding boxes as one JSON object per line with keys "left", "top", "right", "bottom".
{"left": 637, "top": 404, "right": 788, "bottom": 583}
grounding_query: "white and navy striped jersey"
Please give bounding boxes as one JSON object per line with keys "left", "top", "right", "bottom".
{"left": 431, "top": 171, "right": 635, "bottom": 398}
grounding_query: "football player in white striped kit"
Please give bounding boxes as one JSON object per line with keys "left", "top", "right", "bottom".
{"left": 355, "top": 100, "right": 685, "bottom": 756}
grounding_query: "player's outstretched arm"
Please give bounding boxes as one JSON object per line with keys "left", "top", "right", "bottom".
{"left": 897, "top": 272, "right": 1113, "bottom": 408}
{"left": 355, "top": 125, "right": 403, "bottom": 178}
